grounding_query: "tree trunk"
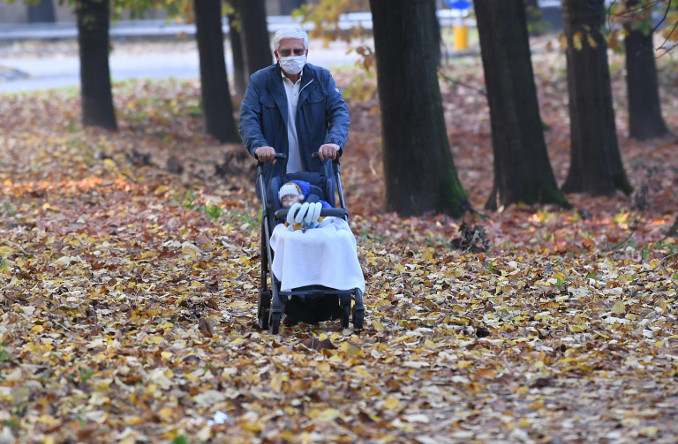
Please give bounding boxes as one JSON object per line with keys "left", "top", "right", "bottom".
{"left": 369, "top": 0, "right": 469, "bottom": 217}
{"left": 28, "top": 0, "right": 56, "bottom": 23}
{"left": 77, "top": 0, "right": 117, "bottom": 131}
{"left": 476, "top": 0, "right": 569, "bottom": 211}
{"left": 561, "top": 0, "right": 632, "bottom": 196}
{"left": 236, "top": 0, "right": 272, "bottom": 79}
{"left": 194, "top": 0, "right": 240, "bottom": 143}
{"left": 227, "top": 8, "right": 247, "bottom": 96}
{"left": 624, "top": 0, "right": 669, "bottom": 140}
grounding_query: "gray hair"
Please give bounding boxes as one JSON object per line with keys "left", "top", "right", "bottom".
{"left": 273, "top": 26, "right": 309, "bottom": 51}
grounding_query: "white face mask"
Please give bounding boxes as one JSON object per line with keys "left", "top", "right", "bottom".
{"left": 279, "top": 55, "right": 306, "bottom": 75}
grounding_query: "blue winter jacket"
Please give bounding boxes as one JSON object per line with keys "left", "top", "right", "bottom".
{"left": 239, "top": 62, "right": 350, "bottom": 185}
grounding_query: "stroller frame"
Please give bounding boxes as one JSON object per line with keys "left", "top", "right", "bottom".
{"left": 256, "top": 153, "right": 365, "bottom": 334}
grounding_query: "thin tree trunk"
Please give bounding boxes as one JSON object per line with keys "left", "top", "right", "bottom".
{"left": 236, "top": 0, "right": 272, "bottom": 78}
{"left": 77, "top": 0, "right": 117, "bottom": 130}
{"left": 194, "top": 0, "right": 240, "bottom": 143}
{"left": 561, "top": 0, "right": 632, "bottom": 196}
{"left": 369, "top": 0, "right": 469, "bottom": 217}
{"left": 624, "top": 0, "right": 669, "bottom": 140}
{"left": 476, "top": 0, "right": 569, "bottom": 211}
{"left": 227, "top": 8, "right": 246, "bottom": 96}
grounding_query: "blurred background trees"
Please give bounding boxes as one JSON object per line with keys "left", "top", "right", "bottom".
{"left": 1, "top": 0, "right": 676, "bottom": 216}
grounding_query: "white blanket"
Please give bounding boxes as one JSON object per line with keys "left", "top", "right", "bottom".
{"left": 270, "top": 217, "right": 365, "bottom": 293}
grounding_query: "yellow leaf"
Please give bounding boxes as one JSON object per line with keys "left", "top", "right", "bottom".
{"left": 516, "top": 386, "right": 530, "bottom": 395}
{"left": 37, "top": 415, "right": 60, "bottom": 426}
{"left": 421, "top": 248, "right": 433, "bottom": 261}
{"left": 41, "top": 203, "right": 59, "bottom": 213}
{"left": 271, "top": 373, "right": 286, "bottom": 392}
{"left": 340, "top": 342, "right": 361, "bottom": 357}
{"left": 640, "top": 426, "right": 659, "bottom": 436}
{"left": 228, "top": 337, "right": 245, "bottom": 346}
{"left": 317, "top": 362, "right": 331, "bottom": 374}
{"left": 383, "top": 397, "right": 399, "bottom": 410}
{"left": 372, "top": 320, "right": 385, "bottom": 331}
{"left": 320, "top": 408, "right": 342, "bottom": 419}
{"left": 0, "top": 246, "right": 13, "bottom": 258}
{"left": 30, "top": 325, "right": 44, "bottom": 334}
{"left": 154, "top": 185, "right": 170, "bottom": 195}
{"left": 145, "top": 335, "right": 164, "bottom": 345}
{"left": 573, "top": 32, "right": 583, "bottom": 50}
{"left": 612, "top": 300, "right": 625, "bottom": 314}
{"left": 587, "top": 32, "right": 597, "bottom": 49}
{"left": 577, "top": 363, "right": 592, "bottom": 372}
{"left": 243, "top": 422, "right": 262, "bottom": 433}
{"left": 558, "top": 33, "right": 568, "bottom": 50}
{"left": 140, "top": 250, "right": 156, "bottom": 259}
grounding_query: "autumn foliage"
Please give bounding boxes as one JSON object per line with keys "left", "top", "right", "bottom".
{"left": 1, "top": 38, "right": 677, "bottom": 442}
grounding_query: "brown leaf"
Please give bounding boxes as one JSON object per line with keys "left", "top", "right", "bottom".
{"left": 302, "top": 335, "right": 336, "bottom": 350}
{"left": 199, "top": 317, "right": 215, "bottom": 337}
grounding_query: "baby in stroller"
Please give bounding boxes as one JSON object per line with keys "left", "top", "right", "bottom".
{"left": 256, "top": 158, "right": 365, "bottom": 333}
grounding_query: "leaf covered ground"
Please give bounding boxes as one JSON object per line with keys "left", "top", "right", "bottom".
{"left": 1, "top": 37, "right": 678, "bottom": 443}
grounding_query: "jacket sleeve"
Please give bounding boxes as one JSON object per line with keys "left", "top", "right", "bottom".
{"left": 323, "top": 73, "right": 350, "bottom": 152}
{"left": 239, "top": 74, "right": 270, "bottom": 158}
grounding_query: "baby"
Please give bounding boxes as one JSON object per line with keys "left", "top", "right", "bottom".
{"left": 278, "top": 180, "right": 330, "bottom": 231}
{"left": 278, "top": 181, "right": 307, "bottom": 208}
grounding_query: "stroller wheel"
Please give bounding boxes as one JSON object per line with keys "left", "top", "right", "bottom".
{"left": 258, "top": 290, "right": 271, "bottom": 330}
{"left": 269, "top": 312, "right": 281, "bottom": 334}
{"left": 353, "top": 288, "right": 365, "bottom": 330}
{"left": 353, "top": 308, "right": 364, "bottom": 330}
{"left": 340, "top": 300, "right": 351, "bottom": 329}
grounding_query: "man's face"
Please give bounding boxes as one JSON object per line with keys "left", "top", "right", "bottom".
{"left": 281, "top": 194, "right": 303, "bottom": 207}
{"left": 275, "top": 38, "right": 307, "bottom": 62}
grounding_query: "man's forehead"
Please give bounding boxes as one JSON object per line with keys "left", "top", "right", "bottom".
{"left": 278, "top": 38, "right": 305, "bottom": 48}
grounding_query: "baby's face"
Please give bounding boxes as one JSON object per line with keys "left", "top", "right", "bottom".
{"left": 281, "top": 194, "right": 303, "bottom": 207}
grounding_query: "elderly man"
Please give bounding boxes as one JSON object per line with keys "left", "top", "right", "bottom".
{"left": 239, "top": 25, "right": 350, "bottom": 186}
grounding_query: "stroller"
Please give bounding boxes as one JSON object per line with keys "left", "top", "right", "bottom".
{"left": 256, "top": 153, "right": 365, "bottom": 334}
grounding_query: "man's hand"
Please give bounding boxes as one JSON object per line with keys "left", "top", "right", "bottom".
{"left": 255, "top": 146, "right": 277, "bottom": 163}
{"left": 318, "top": 143, "right": 340, "bottom": 161}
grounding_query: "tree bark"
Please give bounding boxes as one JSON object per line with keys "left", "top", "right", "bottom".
{"left": 369, "top": 0, "right": 469, "bottom": 217}
{"left": 194, "top": 0, "right": 240, "bottom": 143}
{"left": 624, "top": 0, "right": 669, "bottom": 140}
{"left": 475, "top": 0, "right": 569, "bottom": 211}
{"left": 236, "top": 0, "right": 272, "bottom": 79}
{"left": 76, "top": 0, "right": 117, "bottom": 130}
{"left": 561, "top": 0, "right": 632, "bottom": 196}
{"left": 227, "top": 8, "right": 247, "bottom": 96}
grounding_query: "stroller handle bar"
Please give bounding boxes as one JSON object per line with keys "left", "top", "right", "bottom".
{"left": 274, "top": 207, "right": 347, "bottom": 220}
{"left": 312, "top": 151, "right": 342, "bottom": 163}
{"left": 256, "top": 152, "right": 288, "bottom": 166}
{"left": 255, "top": 151, "right": 341, "bottom": 166}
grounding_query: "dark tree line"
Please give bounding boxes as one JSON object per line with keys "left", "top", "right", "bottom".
{"left": 33, "top": 0, "right": 674, "bottom": 217}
